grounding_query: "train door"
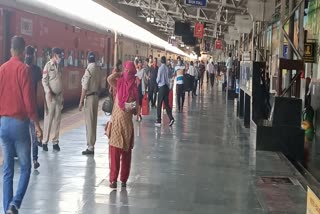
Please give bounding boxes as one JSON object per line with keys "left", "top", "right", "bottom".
{"left": 1, "top": 9, "right": 14, "bottom": 64}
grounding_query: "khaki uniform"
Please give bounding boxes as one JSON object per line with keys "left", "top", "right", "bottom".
{"left": 42, "top": 60, "right": 63, "bottom": 145}
{"left": 82, "top": 63, "right": 101, "bottom": 151}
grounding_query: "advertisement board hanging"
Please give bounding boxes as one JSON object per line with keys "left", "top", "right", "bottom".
{"left": 194, "top": 23, "right": 204, "bottom": 38}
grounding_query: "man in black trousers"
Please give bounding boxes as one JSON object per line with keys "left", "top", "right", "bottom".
{"left": 148, "top": 57, "right": 158, "bottom": 107}
{"left": 155, "top": 56, "right": 174, "bottom": 127}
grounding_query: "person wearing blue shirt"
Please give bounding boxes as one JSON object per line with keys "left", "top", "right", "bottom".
{"left": 155, "top": 56, "right": 174, "bottom": 127}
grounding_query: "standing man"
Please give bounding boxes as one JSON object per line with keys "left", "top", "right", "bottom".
{"left": 148, "top": 57, "right": 158, "bottom": 107}
{"left": 25, "top": 46, "right": 42, "bottom": 169}
{"left": 207, "top": 61, "right": 215, "bottom": 88}
{"left": 187, "top": 61, "right": 197, "bottom": 97}
{"left": 0, "top": 36, "right": 42, "bottom": 214}
{"left": 79, "top": 52, "right": 101, "bottom": 155}
{"left": 155, "top": 56, "right": 175, "bottom": 127}
{"left": 174, "top": 56, "right": 185, "bottom": 112}
{"left": 225, "top": 53, "right": 233, "bottom": 90}
{"left": 42, "top": 48, "right": 63, "bottom": 152}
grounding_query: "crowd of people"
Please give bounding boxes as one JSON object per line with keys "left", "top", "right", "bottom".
{"left": 0, "top": 35, "right": 229, "bottom": 214}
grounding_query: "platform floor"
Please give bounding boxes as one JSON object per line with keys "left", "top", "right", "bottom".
{"left": 0, "top": 85, "right": 307, "bottom": 213}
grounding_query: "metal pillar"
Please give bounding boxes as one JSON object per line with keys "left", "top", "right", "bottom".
{"left": 251, "top": 21, "right": 256, "bottom": 61}
{"left": 287, "top": 0, "right": 295, "bottom": 97}
{"left": 279, "top": 0, "right": 286, "bottom": 58}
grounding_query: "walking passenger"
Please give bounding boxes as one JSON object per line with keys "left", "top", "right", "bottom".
{"left": 174, "top": 56, "right": 185, "bottom": 112}
{"left": 107, "top": 61, "right": 139, "bottom": 189}
{"left": 0, "top": 36, "right": 43, "bottom": 214}
{"left": 42, "top": 47, "right": 63, "bottom": 152}
{"left": 207, "top": 61, "right": 215, "bottom": 88}
{"left": 187, "top": 61, "right": 197, "bottom": 97}
{"left": 135, "top": 59, "right": 145, "bottom": 122}
{"left": 79, "top": 52, "right": 101, "bottom": 155}
{"left": 148, "top": 57, "right": 158, "bottom": 107}
{"left": 155, "top": 56, "right": 175, "bottom": 126}
{"left": 25, "top": 45, "right": 42, "bottom": 169}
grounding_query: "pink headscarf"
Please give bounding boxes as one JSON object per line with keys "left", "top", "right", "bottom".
{"left": 117, "top": 61, "right": 139, "bottom": 110}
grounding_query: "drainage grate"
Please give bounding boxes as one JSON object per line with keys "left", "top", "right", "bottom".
{"left": 259, "top": 176, "right": 297, "bottom": 185}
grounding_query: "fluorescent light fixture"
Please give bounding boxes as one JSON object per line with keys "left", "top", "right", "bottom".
{"left": 181, "top": 44, "right": 185, "bottom": 47}
{"left": 147, "top": 17, "right": 151, "bottom": 23}
{"left": 25, "top": 0, "right": 187, "bottom": 56}
{"left": 186, "top": 46, "right": 189, "bottom": 49}
{"left": 150, "top": 17, "right": 155, "bottom": 23}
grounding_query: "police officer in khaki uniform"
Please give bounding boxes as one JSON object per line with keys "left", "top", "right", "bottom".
{"left": 42, "top": 48, "right": 63, "bottom": 152}
{"left": 79, "top": 52, "right": 101, "bottom": 155}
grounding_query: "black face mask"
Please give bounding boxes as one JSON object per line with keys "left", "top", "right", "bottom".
{"left": 25, "top": 56, "right": 33, "bottom": 65}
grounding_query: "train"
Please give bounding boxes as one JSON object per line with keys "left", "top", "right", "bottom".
{"left": 0, "top": 0, "right": 180, "bottom": 110}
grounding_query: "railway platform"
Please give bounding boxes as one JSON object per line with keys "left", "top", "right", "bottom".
{"left": 0, "top": 87, "right": 307, "bottom": 213}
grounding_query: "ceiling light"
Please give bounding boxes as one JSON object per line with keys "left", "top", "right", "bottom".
{"left": 186, "top": 46, "right": 189, "bottom": 49}
{"left": 181, "top": 44, "right": 185, "bottom": 47}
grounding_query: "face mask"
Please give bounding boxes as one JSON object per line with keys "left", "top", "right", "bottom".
{"left": 25, "top": 56, "right": 33, "bottom": 65}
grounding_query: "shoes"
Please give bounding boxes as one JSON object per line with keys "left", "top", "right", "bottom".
{"left": 43, "top": 144, "right": 48, "bottom": 152}
{"left": 155, "top": 121, "right": 161, "bottom": 127}
{"left": 82, "top": 149, "right": 94, "bottom": 155}
{"left": 33, "top": 160, "right": 40, "bottom": 169}
{"left": 169, "top": 119, "right": 175, "bottom": 126}
{"left": 110, "top": 182, "right": 117, "bottom": 189}
{"left": 6, "top": 205, "right": 18, "bottom": 214}
{"left": 53, "top": 144, "right": 60, "bottom": 151}
{"left": 38, "top": 141, "right": 43, "bottom": 147}
{"left": 121, "top": 182, "right": 127, "bottom": 188}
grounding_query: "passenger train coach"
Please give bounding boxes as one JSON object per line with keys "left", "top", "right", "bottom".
{"left": 0, "top": 1, "right": 178, "bottom": 111}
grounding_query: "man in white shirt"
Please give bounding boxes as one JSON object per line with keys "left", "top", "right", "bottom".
{"left": 187, "top": 61, "right": 197, "bottom": 97}
{"left": 225, "top": 53, "right": 234, "bottom": 90}
{"left": 207, "top": 62, "right": 215, "bottom": 88}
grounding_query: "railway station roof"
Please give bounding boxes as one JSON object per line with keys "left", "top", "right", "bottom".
{"left": 94, "top": 0, "right": 279, "bottom": 55}
{"left": 21, "top": 0, "right": 189, "bottom": 57}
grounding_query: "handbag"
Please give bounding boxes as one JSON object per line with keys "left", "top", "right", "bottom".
{"left": 102, "top": 95, "right": 113, "bottom": 115}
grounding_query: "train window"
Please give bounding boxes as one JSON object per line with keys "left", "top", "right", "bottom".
{"left": 68, "top": 50, "right": 74, "bottom": 67}
{"left": 60, "top": 50, "right": 65, "bottom": 68}
{"left": 78, "top": 51, "right": 84, "bottom": 68}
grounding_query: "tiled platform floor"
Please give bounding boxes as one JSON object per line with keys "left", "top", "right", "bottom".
{"left": 0, "top": 85, "right": 307, "bottom": 213}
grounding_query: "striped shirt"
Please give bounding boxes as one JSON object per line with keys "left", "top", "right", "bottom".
{"left": 175, "top": 65, "right": 185, "bottom": 85}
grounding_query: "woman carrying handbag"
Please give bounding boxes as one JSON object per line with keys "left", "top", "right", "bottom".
{"left": 106, "top": 61, "right": 139, "bottom": 189}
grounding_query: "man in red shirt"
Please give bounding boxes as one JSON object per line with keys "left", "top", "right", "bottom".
{"left": 0, "top": 36, "right": 42, "bottom": 214}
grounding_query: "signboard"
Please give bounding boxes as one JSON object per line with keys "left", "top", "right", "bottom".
{"left": 306, "top": 187, "right": 320, "bottom": 214}
{"left": 304, "top": 43, "right": 315, "bottom": 63}
{"left": 215, "top": 40, "right": 222, "bottom": 49}
{"left": 194, "top": 23, "right": 204, "bottom": 38}
{"left": 185, "top": 0, "right": 207, "bottom": 7}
